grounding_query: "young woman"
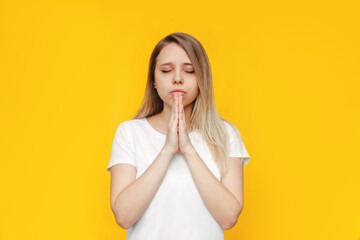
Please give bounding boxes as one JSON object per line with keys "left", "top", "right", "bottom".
{"left": 107, "top": 32, "right": 251, "bottom": 240}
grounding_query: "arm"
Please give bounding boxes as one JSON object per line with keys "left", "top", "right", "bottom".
{"left": 183, "top": 147, "right": 244, "bottom": 230}
{"left": 110, "top": 148, "right": 174, "bottom": 229}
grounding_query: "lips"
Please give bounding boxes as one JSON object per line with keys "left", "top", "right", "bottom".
{"left": 170, "top": 90, "right": 186, "bottom": 93}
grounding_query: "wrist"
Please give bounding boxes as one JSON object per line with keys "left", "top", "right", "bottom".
{"left": 183, "top": 145, "right": 196, "bottom": 157}
{"left": 161, "top": 147, "right": 176, "bottom": 157}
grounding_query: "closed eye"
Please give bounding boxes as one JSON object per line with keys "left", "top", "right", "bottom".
{"left": 161, "top": 70, "right": 195, "bottom": 74}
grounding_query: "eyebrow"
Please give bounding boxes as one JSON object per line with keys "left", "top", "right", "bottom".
{"left": 159, "top": 62, "right": 193, "bottom": 66}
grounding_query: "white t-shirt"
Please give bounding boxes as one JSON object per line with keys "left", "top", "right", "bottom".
{"left": 107, "top": 117, "right": 251, "bottom": 240}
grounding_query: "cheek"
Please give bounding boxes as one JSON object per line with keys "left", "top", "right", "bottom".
{"left": 191, "top": 81, "right": 199, "bottom": 93}
{"left": 154, "top": 71, "right": 165, "bottom": 84}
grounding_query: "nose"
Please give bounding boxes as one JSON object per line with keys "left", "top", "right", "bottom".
{"left": 173, "top": 71, "right": 183, "bottom": 84}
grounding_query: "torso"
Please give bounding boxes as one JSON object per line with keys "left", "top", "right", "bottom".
{"left": 122, "top": 118, "right": 224, "bottom": 239}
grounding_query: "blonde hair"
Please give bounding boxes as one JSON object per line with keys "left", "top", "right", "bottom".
{"left": 132, "top": 32, "right": 243, "bottom": 178}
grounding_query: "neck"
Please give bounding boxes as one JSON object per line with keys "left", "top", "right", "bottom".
{"left": 159, "top": 102, "right": 193, "bottom": 131}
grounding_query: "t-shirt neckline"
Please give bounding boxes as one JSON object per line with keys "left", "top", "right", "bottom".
{"left": 142, "top": 117, "right": 195, "bottom": 138}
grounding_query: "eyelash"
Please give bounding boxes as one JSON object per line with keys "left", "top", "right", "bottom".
{"left": 162, "top": 70, "right": 195, "bottom": 74}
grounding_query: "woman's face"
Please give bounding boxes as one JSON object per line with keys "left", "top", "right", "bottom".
{"left": 154, "top": 43, "right": 199, "bottom": 108}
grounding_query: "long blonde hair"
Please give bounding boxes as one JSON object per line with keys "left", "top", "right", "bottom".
{"left": 132, "top": 32, "right": 243, "bottom": 178}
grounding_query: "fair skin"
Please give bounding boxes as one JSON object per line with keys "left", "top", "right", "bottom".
{"left": 148, "top": 42, "right": 199, "bottom": 135}
{"left": 110, "top": 43, "right": 245, "bottom": 230}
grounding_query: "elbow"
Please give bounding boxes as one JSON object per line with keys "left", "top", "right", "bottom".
{"left": 221, "top": 217, "right": 238, "bottom": 230}
{"left": 221, "top": 203, "right": 244, "bottom": 230}
{"left": 111, "top": 196, "right": 134, "bottom": 230}
{"left": 115, "top": 216, "right": 130, "bottom": 230}
{"left": 112, "top": 203, "right": 133, "bottom": 230}
{"left": 221, "top": 216, "right": 239, "bottom": 230}
{"left": 115, "top": 213, "right": 132, "bottom": 230}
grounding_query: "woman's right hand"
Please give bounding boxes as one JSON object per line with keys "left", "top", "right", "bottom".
{"left": 163, "top": 93, "right": 180, "bottom": 155}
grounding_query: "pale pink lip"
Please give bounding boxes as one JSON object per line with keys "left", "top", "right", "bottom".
{"left": 170, "top": 90, "right": 186, "bottom": 93}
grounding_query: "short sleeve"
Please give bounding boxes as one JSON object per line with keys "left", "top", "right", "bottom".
{"left": 225, "top": 121, "right": 251, "bottom": 166}
{"left": 106, "top": 121, "right": 136, "bottom": 173}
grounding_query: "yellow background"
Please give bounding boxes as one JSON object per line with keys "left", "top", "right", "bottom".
{"left": 1, "top": 0, "right": 359, "bottom": 239}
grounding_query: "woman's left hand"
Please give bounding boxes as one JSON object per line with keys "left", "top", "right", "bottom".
{"left": 178, "top": 94, "right": 194, "bottom": 154}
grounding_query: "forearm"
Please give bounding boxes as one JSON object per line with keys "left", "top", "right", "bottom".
{"left": 183, "top": 147, "right": 242, "bottom": 230}
{"left": 113, "top": 148, "right": 174, "bottom": 229}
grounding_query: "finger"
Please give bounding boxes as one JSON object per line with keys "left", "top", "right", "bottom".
{"left": 175, "top": 94, "right": 179, "bottom": 128}
{"left": 180, "top": 95, "right": 183, "bottom": 115}
{"left": 179, "top": 94, "right": 183, "bottom": 108}
{"left": 179, "top": 96, "right": 184, "bottom": 129}
{"left": 179, "top": 95, "right": 182, "bottom": 120}
{"left": 170, "top": 94, "right": 176, "bottom": 125}
{"left": 177, "top": 95, "right": 180, "bottom": 114}
{"left": 176, "top": 99, "right": 180, "bottom": 134}
{"left": 182, "top": 103, "right": 186, "bottom": 127}
{"left": 176, "top": 93, "right": 179, "bottom": 116}
{"left": 180, "top": 96, "right": 186, "bottom": 131}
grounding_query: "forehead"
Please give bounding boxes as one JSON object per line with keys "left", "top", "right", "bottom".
{"left": 157, "top": 43, "right": 192, "bottom": 66}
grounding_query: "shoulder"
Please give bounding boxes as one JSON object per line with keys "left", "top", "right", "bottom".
{"left": 115, "top": 120, "right": 132, "bottom": 132}
{"left": 117, "top": 118, "right": 144, "bottom": 129}
{"left": 220, "top": 118, "right": 239, "bottom": 136}
{"left": 114, "top": 118, "right": 144, "bottom": 136}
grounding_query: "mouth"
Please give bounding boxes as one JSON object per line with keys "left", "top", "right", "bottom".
{"left": 170, "top": 90, "right": 186, "bottom": 93}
